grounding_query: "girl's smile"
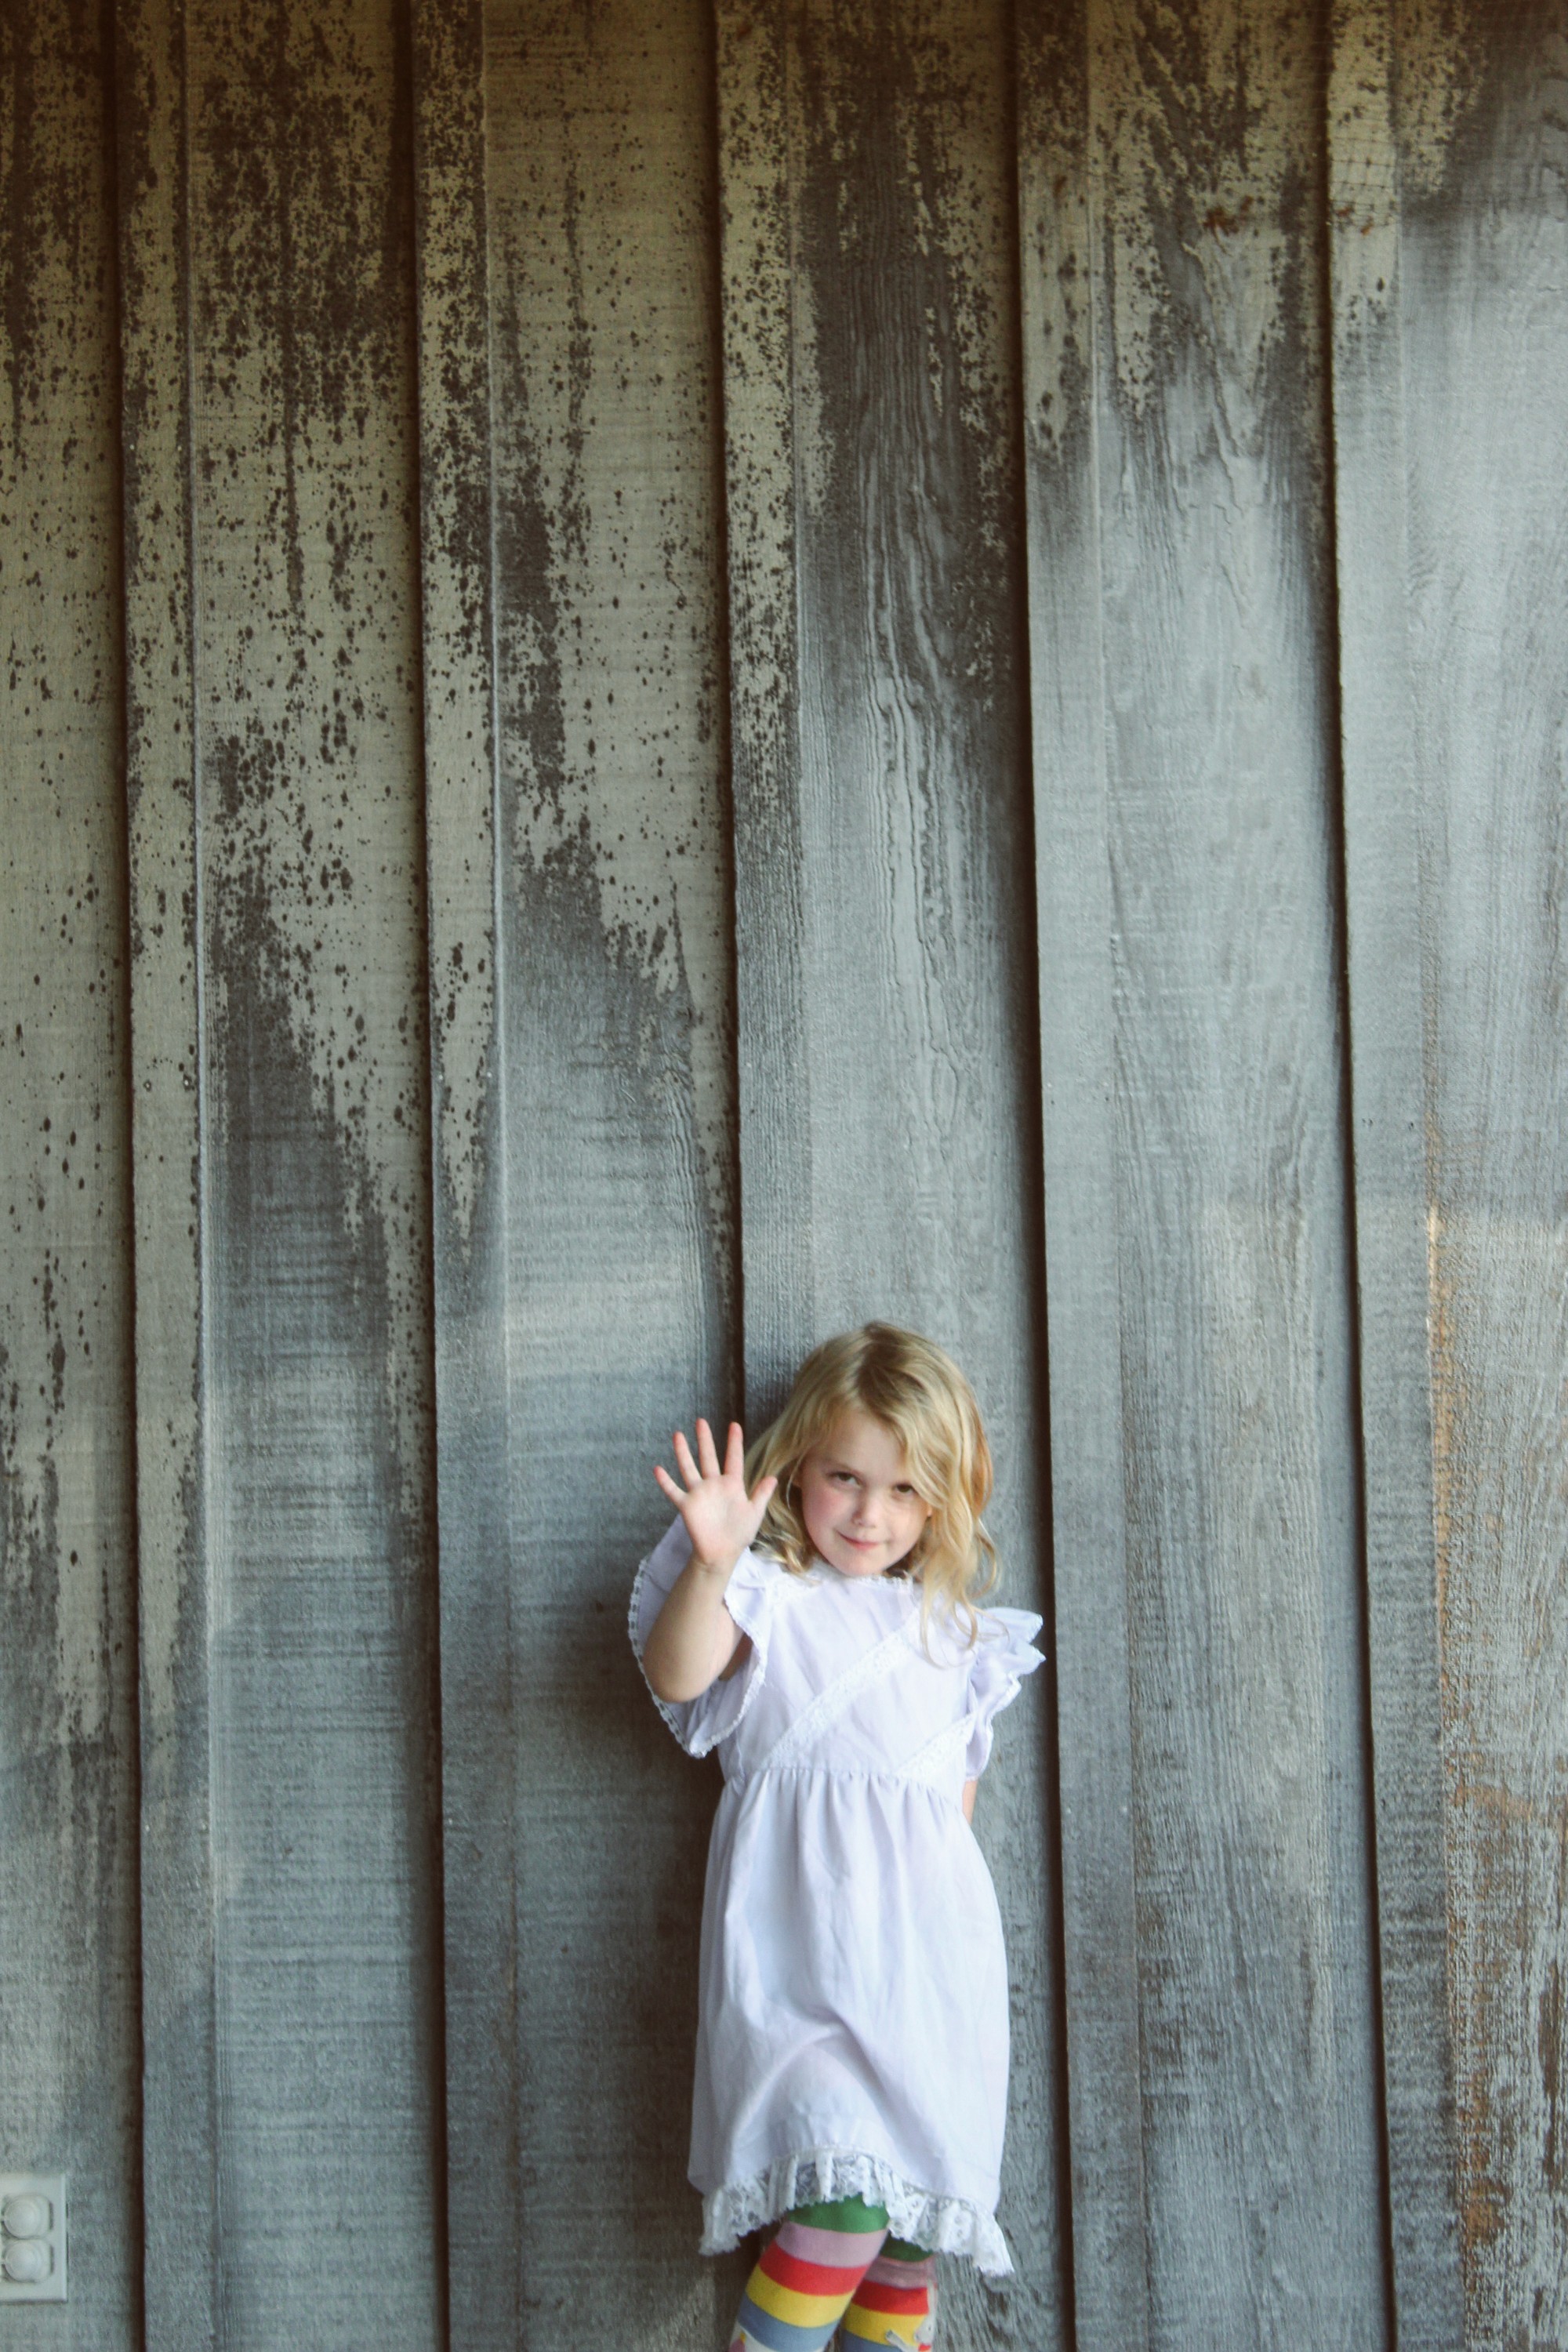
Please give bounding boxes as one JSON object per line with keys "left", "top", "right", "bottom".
{"left": 797, "top": 1409, "right": 931, "bottom": 1577}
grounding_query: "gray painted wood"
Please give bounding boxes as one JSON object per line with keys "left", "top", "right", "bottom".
{"left": 1334, "top": 7, "right": 1567, "bottom": 2341}
{"left": 716, "top": 4, "right": 1066, "bottom": 2342}
{"left": 1407, "top": 24, "right": 1568, "bottom": 2316}
{"left": 713, "top": 0, "right": 811, "bottom": 1401}
{"left": 414, "top": 1, "right": 742, "bottom": 2342}
{"left": 409, "top": 0, "right": 515, "bottom": 2338}
{"left": 118, "top": 0, "right": 220, "bottom": 2336}
{"left": 0, "top": 5, "right": 140, "bottom": 2343}
{"left": 1025, "top": 1, "right": 1387, "bottom": 2342}
{"left": 1325, "top": 6, "right": 1465, "bottom": 2343}
{"left": 1014, "top": 4, "right": 1149, "bottom": 2340}
{"left": 3, "top": 0, "right": 1566, "bottom": 2339}
{"left": 122, "top": 0, "right": 447, "bottom": 2343}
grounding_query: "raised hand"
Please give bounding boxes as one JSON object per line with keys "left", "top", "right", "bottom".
{"left": 653, "top": 1418, "right": 778, "bottom": 1573}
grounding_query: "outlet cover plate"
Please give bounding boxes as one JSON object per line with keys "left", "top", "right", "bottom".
{"left": 0, "top": 2174, "right": 67, "bottom": 2302}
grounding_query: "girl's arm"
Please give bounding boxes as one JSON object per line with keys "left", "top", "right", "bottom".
{"left": 643, "top": 1419, "right": 777, "bottom": 1704}
{"left": 962, "top": 1779, "right": 978, "bottom": 1825}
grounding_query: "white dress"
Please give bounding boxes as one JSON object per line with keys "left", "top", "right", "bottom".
{"left": 629, "top": 1519, "right": 1044, "bottom": 2275}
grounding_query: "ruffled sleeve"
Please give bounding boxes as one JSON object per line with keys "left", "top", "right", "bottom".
{"left": 964, "top": 1606, "right": 1045, "bottom": 1782}
{"left": 628, "top": 1518, "right": 783, "bottom": 1758}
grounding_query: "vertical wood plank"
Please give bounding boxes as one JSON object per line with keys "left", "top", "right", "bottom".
{"left": 490, "top": 2, "right": 742, "bottom": 2328}
{"left": 122, "top": 0, "right": 446, "bottom": 2339}
{"left": 1014, "top": 2, "right": 1149, "bottom": 2339}
{"left": 415, "top": 1, "right": 742, "bottom": 2341}
{"left": 1325, "top": 5, "right": 1464, "bottom": 2341}
{"left": 1333, "top": 4, "right": 1568, "bottom": 2341}
{"left": 1407, "top": 18, "right": 1568, "bottom": 2324}
{"left": 408, "top": 0, "right": 516, "bottom": 2333}
{"left": 1024, "top": 0, "right": 1387, "bottom": 2340}
{"left": 117, "top": 0, "right": 220, "bottom": 2334}
{"left": 716, "top": 5, "right": 1066, "bottom": 2343}
{"left": 714, "top": 0, "right": 811, "bottom": 1396}
{"left": 0, "top": 3, "right": 140, "bottom": 2343}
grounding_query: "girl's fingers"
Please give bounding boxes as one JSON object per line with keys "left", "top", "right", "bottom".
{"left": 750, "top": 1472, "right": 778, "bottom": 1511}
{"left": 652, "top": 1461, "right": 682, "bottom": 1502}
{"left": 671, "top": 1428, "right": 699, "bottom": 1486}
{"left": 665, "top": 1415, "right": 753, "bottom": 1501}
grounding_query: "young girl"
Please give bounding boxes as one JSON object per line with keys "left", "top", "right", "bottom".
{"left": 630, "top": 1323, "right": 1043, "bottom": 2352}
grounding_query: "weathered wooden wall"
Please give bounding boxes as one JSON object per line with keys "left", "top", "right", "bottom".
{"left": 1330, "top": 4, "right": 1568, "bottom": 2343}
{"left": 119, "top": 0, "right": 445, "bottom": 2343}
{"left": 413, "top": 0, "right": 742, "bottom": 2339}
{"left": 1, "top": 4, "right": 140, "bottom": 2346}
{"left": 1021, "top": 3, "right": 1387, "bottom": 2343}
{"left": 1, "top": 0, "right": 1563, "bottom": 2347}
{"left": 716, "top": 3, "right": 1064, "bottom": 2340}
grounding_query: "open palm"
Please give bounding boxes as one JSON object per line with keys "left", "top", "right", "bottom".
{"left": 653, "top": 1418, "right": 776, "bottom": 1569}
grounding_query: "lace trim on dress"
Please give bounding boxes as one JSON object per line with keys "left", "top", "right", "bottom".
{"left": 754, "top": 1607, "right": 920, "bottom": 1775}
{"left": 899, "top": 1710, "right": 976, "bottom": 1786}
{"left": 626, "top": 1544, "right": 778, "bottom": 1759}
{"left": 964, "top": 1608, "right": 1046, "bottom": 1781}
{"left": 700, "top": 2148, "right": 1013, "bottom": 2277}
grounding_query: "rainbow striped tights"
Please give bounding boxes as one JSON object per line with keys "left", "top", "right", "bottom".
{"left": 729, "top": 2194, "right": 938, "bottom": 2351}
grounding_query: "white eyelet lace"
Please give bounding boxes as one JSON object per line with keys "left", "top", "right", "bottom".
{"left": 700, "top": 2147, "right": 1013, "bottom": 2276}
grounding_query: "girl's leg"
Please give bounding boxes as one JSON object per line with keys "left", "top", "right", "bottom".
{"left": 728, "top": 2195, "right": 889, "bottom": 2352}
{"left": 839, "top": 2236, "right": 938, "bottom": 2350}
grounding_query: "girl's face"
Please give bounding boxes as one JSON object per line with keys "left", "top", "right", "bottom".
{"left": 797, "top": 1409, "right": 932, "bottom": 1578}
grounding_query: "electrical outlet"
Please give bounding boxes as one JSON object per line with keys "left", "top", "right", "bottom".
{"left": 0, "top": 2176, "right": 67, "bottom": 2302}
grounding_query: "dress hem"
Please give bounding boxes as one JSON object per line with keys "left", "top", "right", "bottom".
{"left": 698, "top": 2147, "right": 1012, "bottom": 2276}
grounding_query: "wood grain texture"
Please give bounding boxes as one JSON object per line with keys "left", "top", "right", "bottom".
{"left": 1392, "top": 8, "right": 1568, "bottom": 2341}
{"left": 419, "top": 1, "right": 743, "bottom": 2341}
{"left": 0, "top": 4, "right": 140, "bottom": 2343}
{"left": 1031, "top": 1, "right": 1387, "bottom": 2341}
{"left": 714, "top": 0, "right": 812, "bottom": 1398}
{"left": 123, "top": 0, "right": 447, "bottom": 2340}
{"left": 717, "top": 4, "right": 1066, "bottom": 2342}
{"left": 2, "top": 0, "right": 1563, "bottom": 2338}
{"left": 1015, "top": 2, "right": 1149, "bottom": 2339}
{"left": 409, "top": 0, "right": 515, "bottom": 2334}
{"left": 1326, "top": 3, "right": 1465, "bottom": 2341}
{"left": 117, "top": 0, "right": 220, "bottom": 2334}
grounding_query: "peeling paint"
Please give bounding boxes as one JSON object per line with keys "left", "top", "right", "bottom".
{"left": 1327, "top": 0, "right": 1402, "bottom": 342}
{"left": 485, "top": 0, "right": 736, "bottom": 1272}
{"left": 1395, "top": 0, "right": 1488, "bottom": 197}
{"left": 0, "top": 0, "right": 130, "bottom": 1738}
{"left": 719, "top": 4, "right": 1065, "bottom": 2338}
{"left": 187, "top": 0, "right": 433, "bottom": 1512}
{"left": 714, "top": 0, "right": 800, "bottom": 828}
{"left": 422, "top": 3, "right": 743, "bottom": 2339}
{"left": 1091, "top": 0, "right": 1319, "bottom": 420}
{"left": 0, "top": 0, "right": 141, "bottom": 2339}
{"left": 4, "top": 0, "right": 1566, "bottom": 2343}
{"left": 412, "top": 0, "right": 496, "bottom": 1252}
{"left": 118, "top": 0, "right": 447, "bottom": 2337}
{"left": 789, "top": 1, "right": 1014, "bottom": 550}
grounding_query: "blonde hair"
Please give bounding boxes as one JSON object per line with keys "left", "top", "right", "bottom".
{"left": 746, "top": 1323, "right": 997, "bottom": 1642}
